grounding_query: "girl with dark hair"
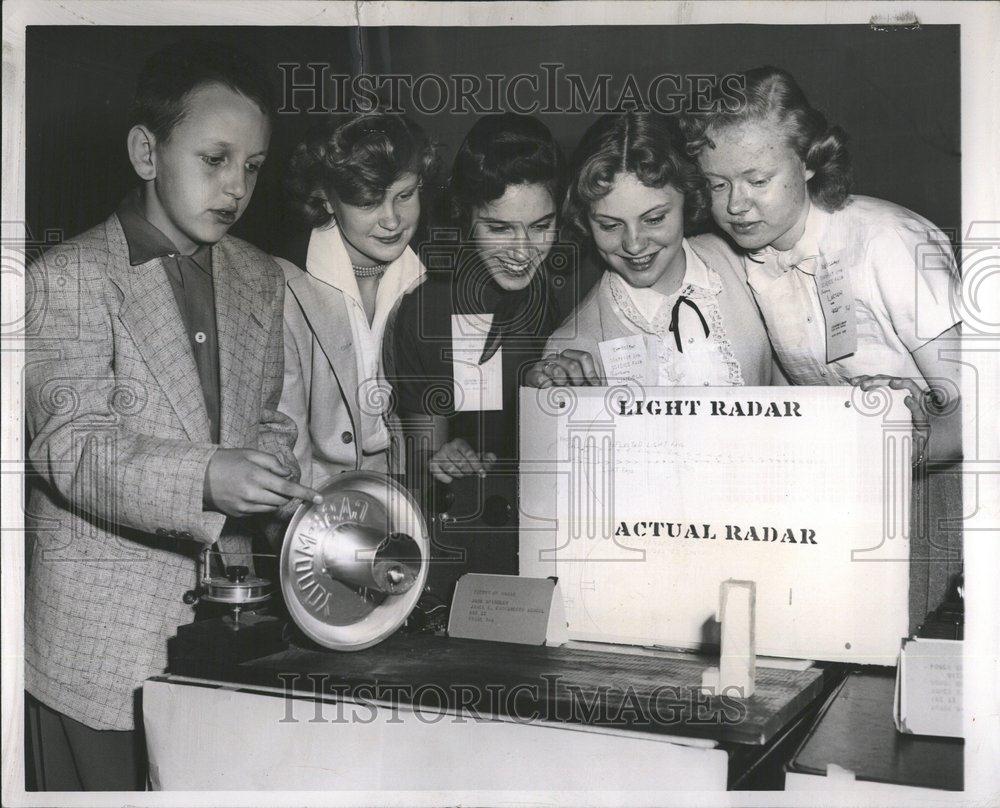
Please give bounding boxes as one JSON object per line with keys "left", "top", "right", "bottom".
{"left": 683, "top": 66, "right": 961, "bottom": 463}
{"left": 277, "top": 111, "right": 439, "bottom": 487}
{"left": 530, "top": 111, "right": 780, "bottom": 388}
{"left": 386, "top": 113, "right": 565, "bottom": 487}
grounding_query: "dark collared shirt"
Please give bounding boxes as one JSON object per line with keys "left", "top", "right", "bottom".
{"left": 116, "top": 190, "right": 221, "bottom": 442}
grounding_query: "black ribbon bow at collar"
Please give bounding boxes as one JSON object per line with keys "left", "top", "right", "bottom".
{"left": 667, "top": 295, "right": 710, "bottom": 352}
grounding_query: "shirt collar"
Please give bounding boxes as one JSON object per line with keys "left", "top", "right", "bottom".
{"left": 306, "top": 223, "right": 423, "bottom": 303}
{"left": 748, "top": 200, "right": 831, "bottom": 276}
{"left": 616, "top": 238, "right": 717, "bottom": 325}
{"left": 621, "top": 238, "right": 714, "bottom": 303}
{"left": 116, "top": 188, "right": 211, "bottom": 272}
{"left": 680, "top": 238, "right": 714, "bottom": 292}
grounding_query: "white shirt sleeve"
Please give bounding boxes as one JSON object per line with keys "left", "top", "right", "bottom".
{"left": 867, "top": 224, "right": 959, "bottom": 353}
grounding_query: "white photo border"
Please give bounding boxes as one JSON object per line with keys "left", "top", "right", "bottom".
{"left": 2, "top": 2, "right": 998, "bottom": 806}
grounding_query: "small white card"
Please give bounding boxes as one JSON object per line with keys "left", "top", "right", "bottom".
{"left": 894, "top": 638, "right": 963, "bottom": 738}
{"left": 815, "top": 255, "right": 858, "bottom": 362}
{"left": 598, "top": 334, "right": 655, "bottom": 385}
{"left": 451, "top": 313, "right": 503, "bottom": 411}
{"left": 448, "top": 573, "right": 568, "bottom": 646}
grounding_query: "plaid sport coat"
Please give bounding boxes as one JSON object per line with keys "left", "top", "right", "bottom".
{"left": 24, "top": 212, "right": 297, "bottom": 730}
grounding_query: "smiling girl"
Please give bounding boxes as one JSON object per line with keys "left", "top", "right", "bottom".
{"left": 386, "top": 113, "right": 565, "bottom": 486}
{"left": 682, "top": 66, "right": 961, "bottom": 463}
{"left": 531, "top": 111, "right": 780, "bottom": 389}
{"left": 278, "top": 112, "right": 438, "bottom": 487}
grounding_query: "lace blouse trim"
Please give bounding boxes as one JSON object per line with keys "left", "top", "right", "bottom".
{"left": 605, "top": 268, "right": 745, "bottom": 386}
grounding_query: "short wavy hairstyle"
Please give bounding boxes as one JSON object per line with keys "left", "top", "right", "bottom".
{"left": 680, "top": 66, "right": 852, "bottom": 212}
{"left": 286, "top": 111, "right": 440, "bottom": 229}
{"left": 564, "top": 112, "right": 710, "bottom": 240}
{"left": 448, "top": 113, "right": 565, "bottom": 233}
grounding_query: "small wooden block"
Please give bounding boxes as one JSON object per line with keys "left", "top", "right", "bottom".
{"left": 719, "top": 579, "right": 756, "bottom": 698}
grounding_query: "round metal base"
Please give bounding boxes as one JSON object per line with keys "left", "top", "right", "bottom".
{"left": 201, "top": 577, "right": 273, "bottom": 605}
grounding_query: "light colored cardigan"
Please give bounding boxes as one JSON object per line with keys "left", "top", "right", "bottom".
{"left": 546, "top": 233, "right": 783, "bottom": 386}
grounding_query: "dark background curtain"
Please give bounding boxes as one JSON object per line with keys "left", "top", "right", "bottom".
{"left": 26, "top": 24, "right": 960, "bottom": 252}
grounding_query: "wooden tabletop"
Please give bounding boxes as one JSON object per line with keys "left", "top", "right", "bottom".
{"left": 217, "top": 632, "right": 825, "bottom": 746}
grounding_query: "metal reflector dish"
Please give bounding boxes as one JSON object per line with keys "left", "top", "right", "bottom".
{"left": 280, "top": 472, "right": 429, "bottom": 651}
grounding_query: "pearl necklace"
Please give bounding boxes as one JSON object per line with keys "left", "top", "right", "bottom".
{"left": 352, "top": 262, "right": 389, "bottom": 278}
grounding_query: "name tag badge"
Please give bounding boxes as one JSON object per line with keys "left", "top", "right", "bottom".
{"left": 815, "top": 255, "right": 858, "bottom": 363}
{"left": 598, "top": 334, "right": 656, "bottom": 385}
{"left": 451, "top": 313, "right": 503, "bottom": 412}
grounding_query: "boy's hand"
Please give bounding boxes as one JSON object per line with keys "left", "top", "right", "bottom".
{"left": 428, "top": 438, "right": 497, "bottom": 485}
{"left": 204, "top": 448, "right": 322, "bottom": 517}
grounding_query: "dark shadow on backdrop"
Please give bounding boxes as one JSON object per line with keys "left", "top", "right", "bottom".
{"left": 26, "top": 24, "right": 960, "bottom": 258}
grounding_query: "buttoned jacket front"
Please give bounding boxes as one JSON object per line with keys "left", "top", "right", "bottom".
{"left": 24, "top": 212, "right": 296, "bottom": 730}
{"left": 277, "top": 227, "right": 425, "bottom": 488}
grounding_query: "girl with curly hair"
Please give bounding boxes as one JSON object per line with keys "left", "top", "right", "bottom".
{"left": 683, "top": 66, "right": 961, "bottom": 462}
{"left": 277, "top": 111, "right": 439, "bottom": 486}
{"left": 531, "top": 110, "right": 781, "bottom": 388}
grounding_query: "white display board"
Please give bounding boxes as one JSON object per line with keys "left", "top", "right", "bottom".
{"left": 519, "top": 386, "right": 912, "bottom": 664}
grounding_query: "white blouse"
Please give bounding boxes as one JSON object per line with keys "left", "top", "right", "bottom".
{"left": 305, "top": 225, "right": 425, "bottom": 453}
{"left": 743, "top": 196, "right": 959, "bottom": 388}
{"left": 607, "top": 238, "right": 745, "bottom": 386}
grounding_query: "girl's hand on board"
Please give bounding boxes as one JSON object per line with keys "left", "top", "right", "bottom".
{"left": 525, "top": 349, "right": 602, "bottom": 388}
{"left": 849, "top": 374, "right": 930, "bottom": 464}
